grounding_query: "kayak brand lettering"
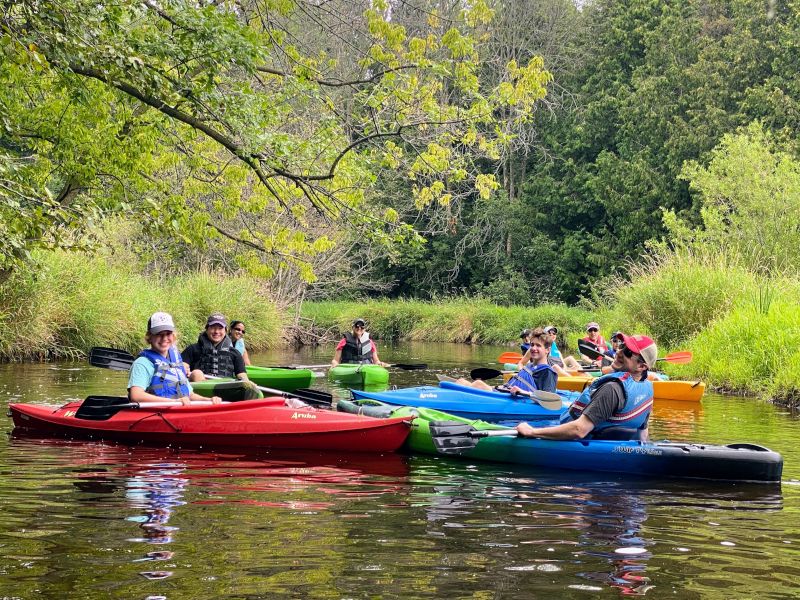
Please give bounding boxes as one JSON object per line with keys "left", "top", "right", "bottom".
{"left": 419, "top": 393, "right": 438, "bottom": 399}
{"left": 612, "top": 446, "right": 663, "bottom": 456}
{"left": 290, "top": 412, "right": 317, "bottom": 420}
{"left": 65, "top": 411, "right": 76, "bottom": 418}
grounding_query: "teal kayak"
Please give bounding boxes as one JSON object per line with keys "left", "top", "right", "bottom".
{"left": 328, "top": 363, "right": 389, "bottom": 387}
{"left": 335, "top": 399, "right": 783, "bottom": 483}
{"left": 245, "top": 365, "right": 314, "bottom": 391}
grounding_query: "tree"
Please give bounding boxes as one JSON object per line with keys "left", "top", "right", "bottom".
{"left": 0, "top": 0, "right": 551, "bottom": 285}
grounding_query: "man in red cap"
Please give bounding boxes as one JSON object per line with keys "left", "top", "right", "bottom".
{"left": 516, "top": 333, "right": 657, "bottom": 441}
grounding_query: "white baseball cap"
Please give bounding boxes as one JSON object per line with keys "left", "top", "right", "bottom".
{"left": 147, "top": 312, "right": 176, "bottom": 334}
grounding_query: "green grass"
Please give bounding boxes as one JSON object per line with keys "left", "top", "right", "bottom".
{"left": 0, "top": 251, "right": 283, "bottom": 359}
{"left": 300, "top": 299, "right": 622, "bottom": 354}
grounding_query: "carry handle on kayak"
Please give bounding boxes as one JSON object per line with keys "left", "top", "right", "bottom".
{"left": 88, "top": 347, "right": 334, "bottom": 408}
{"left": 429, "top": 421, "right": 519, "bottom": 455}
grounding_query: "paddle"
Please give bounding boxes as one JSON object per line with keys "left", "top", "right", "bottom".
{"left": 74, "top": 395, "right": 214, "bottom": 420}
{"left": 440, "top": 372, "right": 564, "bottom": 411}
{"left": 575, "top": 342, "right": 693, "bottom": 364}
{"left": 497, "top": 352, "right": 524, "bottom": 363}
{"left": 429, "top": 421, "right": 519, "bottom": 455}
{"left": 88, "top": 347, "right": 334, "bottom": 408}
{"left": 470, "top": 367, "right": 503, "bottom": 380}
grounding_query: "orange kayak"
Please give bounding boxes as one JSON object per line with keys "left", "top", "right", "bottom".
{"left": 502, "top": 372, "right": 706, "bottom": 402}
{"left": 555, "top": 375, "right": 705, "bottom": 402}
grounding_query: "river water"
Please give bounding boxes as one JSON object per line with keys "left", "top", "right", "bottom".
{"left": 1, "top": 342, "right": 799, "bottom": 598}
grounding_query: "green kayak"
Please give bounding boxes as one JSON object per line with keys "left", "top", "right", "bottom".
{"left": 191, "top": 380, "right": 264, "bottom": 402}
{"left": 245, "top": 365, "right": 314, "bottom": 391}
{"left": 335, "top": 398, "right": 502, "bottom": 453}
{"left": 328, "top": 363, "right": 389, "bottom": 387}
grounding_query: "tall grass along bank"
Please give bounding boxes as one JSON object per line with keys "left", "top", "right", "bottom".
{"left": 0, "top": 251, "right": 283, "bottom": 360}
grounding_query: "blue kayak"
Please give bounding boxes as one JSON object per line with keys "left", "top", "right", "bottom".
{"left": 335, "top": 399, "right": 784, "bottom": 483}
{"left": 350, "top": 381, "right": 575, "bottom": 422}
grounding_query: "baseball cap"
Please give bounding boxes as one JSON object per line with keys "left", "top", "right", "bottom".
{"left": 586, "top": 322, "right": 600, "bottom": 331}
{"left": 620, "top": 334, "right": 658, "bottom": 368}
{"left": 206, "top": 313, "right": 227, "bottom": 328}
{"left": 148, "top": 312, "right": 176, "bottom": 334}
{"left": 519, "top": 329, "right": 532, "bottom": 339}
{"left": 353, "top": 318, "right": 366, "bottom": 327}
{"left": 543, "top": 325, "right": 558, "bottom": 334}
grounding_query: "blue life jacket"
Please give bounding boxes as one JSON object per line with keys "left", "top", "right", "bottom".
{"left": 140, "top": 347, "right": 192, "bottom": 399}
{"left": 502, "top": 363, "right": 557, "bottom": 393}
{"left": 561, "top": 372, "right": 653, "bottom": 434}
{"left": 341, "top": 332, "right": 374, "bottom": 364}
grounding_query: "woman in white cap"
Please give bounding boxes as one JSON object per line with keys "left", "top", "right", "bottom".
{"left": 128, "top": 312, "right": 221, "bottom": 406}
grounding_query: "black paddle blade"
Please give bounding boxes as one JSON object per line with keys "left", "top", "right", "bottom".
{"left": 89, "top": 347, "right": 137, "bottom": 371}
{"left": 75, "top": 396, "right": 137, "bottom": 420}
{"left": 390, "top": 363, "right": 428, "bottom": 370}
{"left": 470, "top": 367, "right": 503, "bottom": 381}
{"left": 429, "top": 420, "right": 486, "bottom": 455}
{"left": 577, "top": 340, "right": 604, "bottom": 360}
{"left": 291, "top": 388, "right": 334, "bottom": 407}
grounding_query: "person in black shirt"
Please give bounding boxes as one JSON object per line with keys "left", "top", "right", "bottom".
{"left": 182, "top": 313, "right": 250, "bottom": 382}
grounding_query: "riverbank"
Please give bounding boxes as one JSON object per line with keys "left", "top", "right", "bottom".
{"left": 2, "top": 250, "right": 798, "bottom": 407}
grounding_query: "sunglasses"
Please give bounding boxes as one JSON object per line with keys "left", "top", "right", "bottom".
{"left": 621, "top": 346, "right": 646, "bottom": 365}
{"left": 232, "top": 328, "right": 245, "bottom": 334}
{"left": 587, "top": 328, "right": 598, "bottom": 332}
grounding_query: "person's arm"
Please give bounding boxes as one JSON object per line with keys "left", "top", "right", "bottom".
{"left": 331, "top": 348, "right": 342, "bottom": 367}
{"left": 242, "top": 348, "right": 251, "bottom": 366}
{"left": 232, "top": 350, "right": 249, "bottom": 381}
{"left": 517, "top": 415, "right": 596, "bottom": 440}
{"left": 181, "top": 345, "right": 195, "bottom": 375}
{"left": 516, "top": 348, "right": 532, "bottom": 370}
{"left": 331, "top": 338, "right": 346, "bottom": 366}
{"left": 371, "top": 341, "right": 389, "bottom": 367}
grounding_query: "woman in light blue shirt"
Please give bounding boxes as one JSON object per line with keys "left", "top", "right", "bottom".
{"left": 229, "top": 320, "right": 251, "bottom": 366}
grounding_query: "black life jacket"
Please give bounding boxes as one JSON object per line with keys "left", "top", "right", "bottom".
{"left": 193, "top": 333, "right": 237, "bottom": 378}
{"left": 340, "top": 332, "right": 373, "bottom": 364}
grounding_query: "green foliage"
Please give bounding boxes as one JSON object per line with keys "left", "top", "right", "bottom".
{"left": 610, "top": 252, "right": 758, "bottom": 348}
{"left": 300, "top": 299, "right": 606, "bottom": 353}
{"left": 1, "top": 0, "right": 552, "bottom": 284}
{"left": 671, "top": 122, "right": 800, "bottom": 274}
{"left": 0, "top": 250, "right": 283, "bottom": 359}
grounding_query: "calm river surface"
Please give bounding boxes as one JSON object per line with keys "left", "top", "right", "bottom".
{"left": 1, "top": 341, "right": 799, "bottom": 598}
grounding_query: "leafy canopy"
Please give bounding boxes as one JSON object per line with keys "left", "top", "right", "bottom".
{"left": 0, "top": 0, "right": 551, "bottom": 281}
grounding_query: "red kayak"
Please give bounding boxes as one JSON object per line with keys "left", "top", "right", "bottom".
{"left": 8, "top": 398, "right": 412, "bottom": 452}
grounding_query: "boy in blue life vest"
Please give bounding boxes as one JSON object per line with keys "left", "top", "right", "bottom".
{"left": 516, "top": 334, "right": 657, "bottom": 441}
{"left": 458, "top": 328, "right": 557, "bottom": 393}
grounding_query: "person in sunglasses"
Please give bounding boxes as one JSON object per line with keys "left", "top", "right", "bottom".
{"left": 229, "top": 321, "right": 251, "bottom": 366}
{"left": 330, "top": 318, "right": 389, "bottom": 367}
{"left": 581, "top": 321, "right": 611, "bottom": 367}
{"left": 516, "top": 334, "right": 657, "bottom": 441}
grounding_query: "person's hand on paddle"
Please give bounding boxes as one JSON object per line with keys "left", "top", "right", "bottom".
{"left": 516, "top": 422, "right": 537, "bottom": 437}
{"left": 209, "top": 395, "right": 222, "bottom": 405}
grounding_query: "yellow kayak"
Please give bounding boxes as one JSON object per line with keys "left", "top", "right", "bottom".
{"left": 502, "top": 372, "right": 706, "bottom": 402}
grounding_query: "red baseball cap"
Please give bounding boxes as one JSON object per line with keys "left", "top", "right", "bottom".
{"left": 619, "top": 334, "right": 657, "bottom": 368}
